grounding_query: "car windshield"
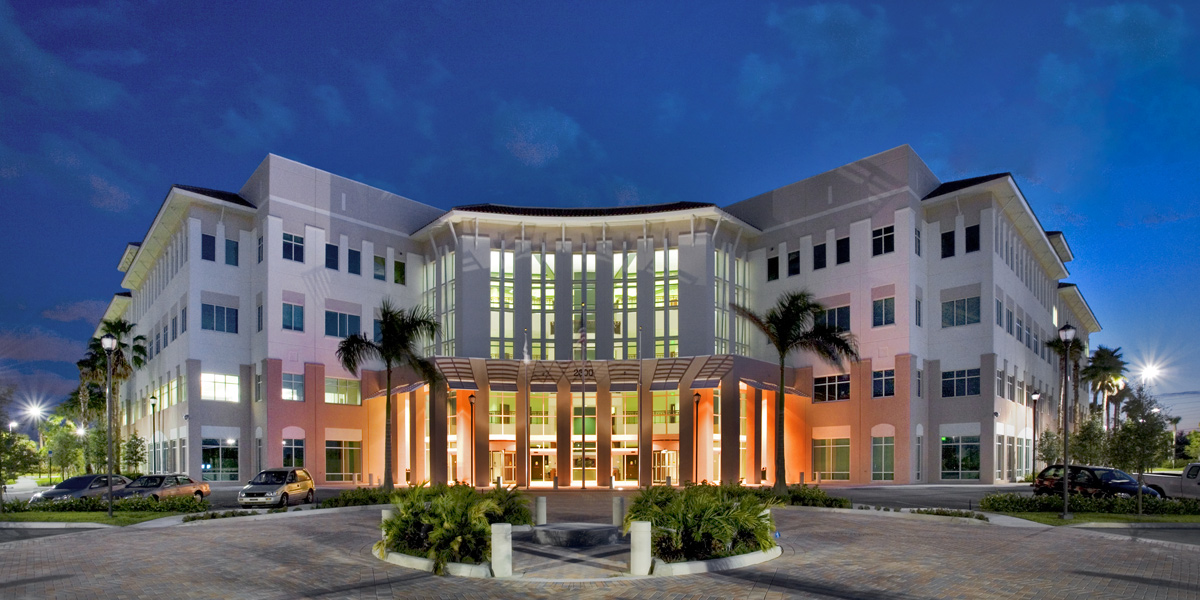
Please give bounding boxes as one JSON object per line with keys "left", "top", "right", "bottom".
{"left": 1097, "top": 469, "right": 1132, "bottom": 483}
{"left": 250, "top": 471, "right": 288, "bottom": 485}
{"left": 55, "top": 477, "right": 92, "bottom": 490}
{"left": 128, "top": 476, "right": 164, "bottom": 488}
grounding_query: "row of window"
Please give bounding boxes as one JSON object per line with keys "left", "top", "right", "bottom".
{"left": 200, "top": 234, "right": 240, "bottom": 266}
{"left": 996, "top": 297, "right": 1056, "bottom": 366}
{"left": 198, "top": 372, "right": 362, "bottom": 405}
{"left": 146, "top": 308, "right": 186, "bottom": 363}
{"left": 766, "top": 222, "right": 982, "bottom": 282}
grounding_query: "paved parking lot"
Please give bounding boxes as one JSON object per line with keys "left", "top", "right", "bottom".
{"left": 2, "top": 497, "right": 1199, "bottom": 599}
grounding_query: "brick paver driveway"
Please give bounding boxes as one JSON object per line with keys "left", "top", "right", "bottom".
{"left": 2, "top": 506, "right": 1198, "bottom": 599}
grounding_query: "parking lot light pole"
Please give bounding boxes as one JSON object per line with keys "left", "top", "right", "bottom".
{"left": 1058, "top": 323, "right": 1076, "bottom": 521}
{"left": 101, "top": 333, "right": 117, "bottom": 518}
{"left": 150, "top": 397, "right": 157, "bottom": 474}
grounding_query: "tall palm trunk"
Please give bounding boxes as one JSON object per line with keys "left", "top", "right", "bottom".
{"left": 774, "top": 357, "right": 787, "bottom": 495}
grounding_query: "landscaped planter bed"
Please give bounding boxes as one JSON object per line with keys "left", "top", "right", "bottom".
{"left": 652, "top": 545, "right": 782, "bottom": 576}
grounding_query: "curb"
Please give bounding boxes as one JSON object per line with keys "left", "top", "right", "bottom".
{"left": 652, "top": 545, "right": 782, "bottom": 576}
{"left": 0, "top": 521, "right": 116, "bottom": 529}
{"left": 780, "top": 504, "right": 991, "bottom": 525}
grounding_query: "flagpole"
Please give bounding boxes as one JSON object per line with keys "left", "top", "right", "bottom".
{"left": 579, "top": 301, "right": 587, "bottom": 490}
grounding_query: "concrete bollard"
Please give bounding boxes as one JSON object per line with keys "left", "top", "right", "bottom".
{"left": 491, "top": 522, "right": 512, "bottom": 577}
{"left": 381, "top": 508, "right": 394, "bottom": 540}
{"left": 369, "top": 473, "right": 374, "bottom": 486}
{"left": 612, "top": 496, "right": 624, "bottom": 527}
{"left": 536, "top": 496, "right": 547, "bottom": 525}
{"left": 495, "top": 477, "right": 502, "bottom": 489}
{"left": 665, "top": 475, "right": 672, "bottom": 487}
{"left": 553, "top": 476, "right": 559, "bottom": 490}
{"left": 630, "top": 521, "right": 652, "bottom": 575}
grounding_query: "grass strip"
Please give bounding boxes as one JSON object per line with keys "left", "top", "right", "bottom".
{"left": 0, "top": 511, "right": 185, "bottom": 526}
{"left": 1009, "top": 512, "right": 1200, "bottom": 526}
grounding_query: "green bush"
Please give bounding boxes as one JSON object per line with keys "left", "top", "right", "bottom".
{"left": 183, "top": 509, "right": 256, "bottom": 523}
{"left": 319, "top": 486, "right": 396, "bottom": 508}
{"left": 980, "top": 492, "right": 1200, "bottom": 515}
{"left": 623, "top": 483, "right": 779, "bottom": 563}
{"left": 482, "top": 485, "right": 533, "bottom": 526}
{"left": 377, "top": 483, "right": 532, "bottom": 575}
{"left": 785, "top": 484, "right": 851, "bottom": 508}
{"left": 8, "top": 495, "right": 208, "bottom": 513}
{"left": 911, "top": 508, "right": 989, "bottom": 521}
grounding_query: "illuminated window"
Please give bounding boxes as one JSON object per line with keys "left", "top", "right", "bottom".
{"left": 200, "top": 373, "right": 239, "bottom": 402}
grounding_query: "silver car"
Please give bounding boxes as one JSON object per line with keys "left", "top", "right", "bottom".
{"left": 29, "top": 474, "right": 131, "bottom": 504}
{"left": 238, "top": 468, "right": 316, "bottom": 508}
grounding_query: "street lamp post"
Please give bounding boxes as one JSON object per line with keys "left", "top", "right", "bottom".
{"left": 150, "top": 396, "right": 157, "bottom": 474}
{"left": 1, "top": 420, "right": 15, "bottom": 514}
{"left": 1030, "top": 392, "right": 1041, "bottom": 472}
{"left": 101, "top": 333, "right": 118, "bottom": 518}
{"left": 1058, "top": 323, "right": 1076, "bottom": 520}
{"left": 693, "top": 391, "right": 701, "bottom": 483}
{"left": 468, "top": 393, "right": 475, "bottom": 487}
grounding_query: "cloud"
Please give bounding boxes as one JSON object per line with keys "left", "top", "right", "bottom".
{"left": 312, "top": 84, "right": 351, "bottom": 125}
{"left": 1119, "top": 208, "right": 1197, "bottom": 228}
{"left": 737, "top": 54, "right": 786, "bottom": 109}
{"left": 0, "top": 327, "right": 86, "bottom": 363}
{"left": 39, "top": 0, "right": 136, "bottom": 31}
{"left": 0, "top": 0, "right": 131, "bottom": 111}
{"left": 493, "top": 101, "right": 599, "bottom": 168}
{"left": 74, "top": 48, "right": 147, "bottom": 67}
{"left": 218, "top": 95, "right": 296, "bottom": 151}
{"left": 42, "top": 300, "right": 108, "bottom": 325}
{"left": 655, "top": 92, "right": 688, "bottom": 132}
{"left": 0, "top": 367, "right": 79, "bottom": 405}
{"left": 767, "top": 3, "right": 891, "bottom": 74}
{"left": 36, "top": 132, "right": 150, "bottom": 212}
{"left": 1067, "top": 4, "right": 1188, "bottom": 70}
{"left": 355, "top": 62, "right": 399, "bottom": 111}
{"left": 1050, "top": 204, "right": 1089, "bottom": 227}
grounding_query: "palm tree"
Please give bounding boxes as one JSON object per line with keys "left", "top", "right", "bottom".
{"left": 337, "top": 299, "right": 441, "bottom": 491}
{"left": 1081, "top": 346, "right": 1127, "bottom": 428}
{"left": 1170, "top": 416, "right": 1182, "bottom": 462}
{"left": 1045, "top": 337, "right": 1086, "bottom": 431}
{"left": 732, "top": 291, "right": 859, "bottom": 495}
{"left": 77, "top": 319, "right": 145, "bottom": 475}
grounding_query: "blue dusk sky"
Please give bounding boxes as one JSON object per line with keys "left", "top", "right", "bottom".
{"left": 2, "top": 2, "right": 1198, "bottom": 427}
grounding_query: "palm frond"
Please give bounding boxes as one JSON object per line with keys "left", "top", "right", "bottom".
{"left": 336, "top": 334, "right": 381, "bottom": 375}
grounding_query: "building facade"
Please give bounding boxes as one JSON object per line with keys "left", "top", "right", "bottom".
{"left": 99, "top": 145, "right": 1099, "bottom": 487}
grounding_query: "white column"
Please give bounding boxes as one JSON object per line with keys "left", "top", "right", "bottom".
{"left": 536, "top": 496, "right": 547, "bottom": 525}
{"left": 630, "top": 521, "right": 652, "bottom": 576}
{"left": 491, "top": 523, "right": 513, "bottom": 577}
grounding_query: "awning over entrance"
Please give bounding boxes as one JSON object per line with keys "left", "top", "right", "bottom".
{"left": 528, "top": 361, "right": 564, "bottom": 393}
{"left": 363, "top": 380, "right": 426, "bottom": 401}
{"left": 740, "top": 378, "right": 806, "bottom": 397}
{"left": 608, "top": 361, "right": 640, "bottom": 392}
{"left": 650, "top": 357, "right": 690, "bottom": 392}
{"left": 487, "top": 360, "right": 520, "bottom": 392}
{"left": 690, "top": 355, "right": 733, "bottom": 388}
{"left": 434, "top": 357, "right": 478, "bottom": 391}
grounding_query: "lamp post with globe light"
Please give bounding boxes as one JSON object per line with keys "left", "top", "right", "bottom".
{"left": 1058, "top": 323, "right": 1076, "bottom": 520}
{"left": 101, "top": 333, "right": 118, "bottom": 517}
{"left": 1, "top": 420, "right": 16, "bottom": 514}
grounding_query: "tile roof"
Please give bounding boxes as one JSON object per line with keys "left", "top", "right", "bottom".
{"left": 451, "top": 201, "right": 714, "bottom": 218}
{"left": 174, "top": 184, "right": 256, "bottom": 209}
{"left": 922, "top": 173, "right": 1011, "bottom": 200}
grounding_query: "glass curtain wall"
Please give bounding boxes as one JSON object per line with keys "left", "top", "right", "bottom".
{"left": 612, "top": 249, "right": 638, "bottom": 359}
{"left": 653, "top": 245, "right": 679, "bottom": 358}
{"left": 530, "top": 252, "right": 556, "bottom": 360}
{"left": 571, "top": 392, "right": 597, "bottom": 483}
{"left": 489, "top": 249, "right": 515, "bottom": 359}
{"left": 572, "top": 250, "right": 596, "bottom": 359}
{"left": 611, "top": 390, "right": 638, "bottom": 483}
{"left": 528, "top": 392, "right": 557, "bottom": 483}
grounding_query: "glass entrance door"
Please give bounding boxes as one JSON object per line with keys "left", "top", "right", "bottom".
{"left": 652, "top": 450, "right": 677, "bottom": 484}
{"left": 490, "top": 451, "right": 516, "bottom": 484}
{"left": 530, "top": 453, "right": 558, "bottom": 483}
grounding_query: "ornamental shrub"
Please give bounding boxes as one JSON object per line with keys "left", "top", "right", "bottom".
{"left": 482, "top": 485, "right": 533, "bottom": 526}
{"left": 623, "top": 482, "right": 779, "bottom": 563}
{"left": 980, "top": 492, "right": 1200, "bottom": 515}
{"left": 785, "top": 484, "right": 851, "bottom": 508}
{"left": 911, "top": 508, "right": 989, "bottom": 521}
{"left": 318, "top": 486, "right": 396, "bottom": 508}
{"left": 13, "top": 495, "right": 207, "bottom": 513}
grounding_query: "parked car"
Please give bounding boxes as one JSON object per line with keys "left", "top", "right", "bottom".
{"left": 238, "top": 468, "right": 316, "bottom": 508}
{"left": 1142, "top": 463, "right": 1200, "bottom": 499}
{"left": 29, "top": 474, "right": 131, "bottom": 504}
{"left": 1033, "top": 465, "right": 1160, "bottom": 498}
{"left": 111, "top": 474, "right": 210, "bottom": 501}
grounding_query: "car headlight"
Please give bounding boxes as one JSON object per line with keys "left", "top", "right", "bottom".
{"left": 264, "top": 491, "right": 277, "bottom": 497}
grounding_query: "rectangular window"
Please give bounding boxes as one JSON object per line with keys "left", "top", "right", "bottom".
{"left": 1016, "top": 317, "right": 1024, "bottom": 343}
{"left": 914, "top": 227, "right": 922, "bottom": 256}
{"left": 941, "top": 368, "right": 981, "bottom": 397}
{"left": 872, "top": 369, "right": 895, "bottom": 397}
{"left": 813, "top": 438, "right": 850, "bottom": 480}
{"left": 766, "top": 256, "right": 779, "bottom": 281}
{"left": 283, "top": 438, "right": 304, "bottom": 467}
{"left": 872, "top": 436, "right": 895, "bottom": 480}
{"left": 171, "top": 317, "right": 177, "bottom": 341}
{"left": 256, "top": 303, "right": 263, "bottom": 332}
{"left": 347, "top": 249, "right": 361, "bottom": 275}
{"left": 916, "top": 369, "right": 923, "bottom": 397}
{"left": 941, "top": 435, "right": 981, "bottom": 479}
{"left": 325, "top": 244, "right": 339, "bottom": 270}
{"left": 813, "top": 243, "right": 827, "bottom": 270}
{"left": 325, "top": 440, "right": 361, "bottom": 481}
{"left": 651, "top": 390, "right": 679, "bottom": 435}
{"left": 787, "top": 250, "right": 800, "bottom": 276}
{"left": 1006, "top": 309, "right": 1014, "bottom": 335}
{"left": 257, "top": 235, "right": 263, "bottom": 263}
{"left": 180, "top": 307, "right": 187, "bottom": 333}
{"left": 997, "top": 369, "right": 1005, "bottom": 398}
{"left": 872, "top": 297, "right": 895, "bottom": 327}
{"left": 200, "top": 373, "right": 239, "bottom": 402}
{"left": 282, "top": 373, "right": 305, "bottom": 401}
{"left": 324, "top": 378, "right": 361, "bottom": 405}
{"left": 817, "top": 306, "right": 850, "bottom": 332}
{"left": 965, "top": 224, "right": 980, "bottom": 253}
{"left": 374, "top": 255, "right": 386, "bottom": 281}
{"left": 324, "top": 310, "right": 360, "bottom": 338}
{"left": 394, "top": 260, "right": 406, "bottom": 285}
{"left": 283, "top": 233, "right": 304, "bottom": 263}
{"left": 225, "top": 239, "right": 238, "bottom": 266}
{"left": 200, "top": 303, "right": 238, "bottom": 334}
{"left": 836, "top": 237, "right": 850, "bottom": 265}
{"left": 940, "top": 297, "right": 981, "bottom": 328}
{"left": 996, "top": 298, "right": 1004, "bottom": 326}
{"left": 871, "top": 226, "right": 894, "bottom": 256}
{"left": 201, "top": 234, "right": 216, "bottom": 261}
{"left": 941, "top": 230, "right": 955, "bottom": 258}
{"left": 915, "top": 298, "right": 922, "bottom": 327}
{"left": 201, "top": 438, "right": 238, "bottom": 481}
{"left": 255, "top": 373, "right": 262, "bottom": 402}
{"left": 813, "top": 374, "right": 851, "bottom": 402}
{"left": 282, "top": 303, "right": 304, "bottom": 331}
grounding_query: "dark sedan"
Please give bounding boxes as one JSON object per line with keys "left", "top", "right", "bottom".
{"left": 29, "top": 474, "right": 131, "bottom": 504}
{"left": 110, "top": 474, "right": 211, "bottom": 501}
{"left": 1034, "top": 465, "right": 1160, "bottom": 498}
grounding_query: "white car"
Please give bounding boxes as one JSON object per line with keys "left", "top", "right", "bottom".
{"left": 238, "top": 468, "right": 316, "bottom": 508}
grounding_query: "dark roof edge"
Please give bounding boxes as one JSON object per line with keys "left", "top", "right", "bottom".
{"left": 921, "top": 173, "right": 1011, "bottom": 200}
{"left": 173, "top": 184, "right": 257, "bottom": 209}
{"left": 449, "top": 201, "right": 715, "bottom": 218}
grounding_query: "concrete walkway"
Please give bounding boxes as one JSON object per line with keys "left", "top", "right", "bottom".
{"left": 2, "top": 498, "right": 1200, "bottom": 598}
